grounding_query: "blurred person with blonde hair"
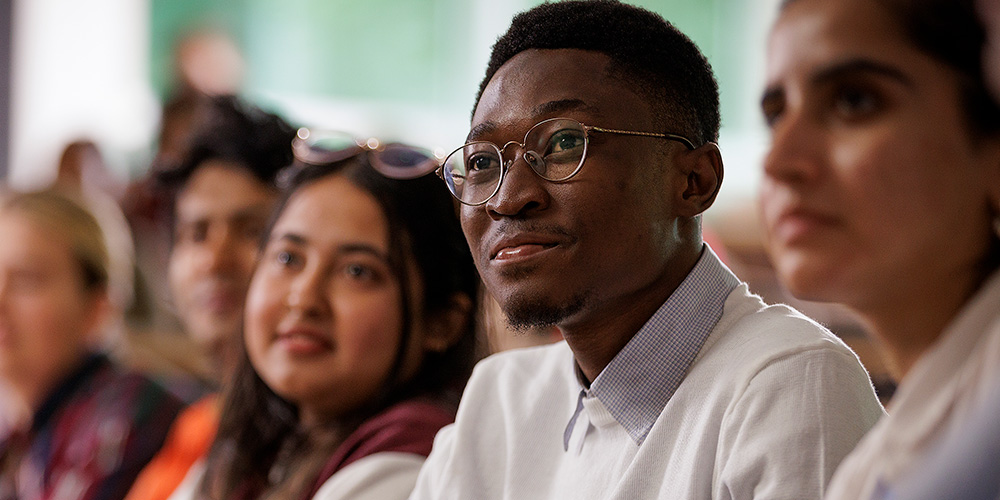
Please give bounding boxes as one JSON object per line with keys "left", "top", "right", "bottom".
{"left": 0, "top": 190, "right": 183, "bottom": 500}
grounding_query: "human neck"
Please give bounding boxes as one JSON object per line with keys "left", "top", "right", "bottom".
{"left": 561, "top": 247, "right": 701, "bottom": 383}
{"left": 0, "top": 384, "right": 32, "bottom": 429}
{"left": 857, "top": 271, "right": 984, "bottom": 380}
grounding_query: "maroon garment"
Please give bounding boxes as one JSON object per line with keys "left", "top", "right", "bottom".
{"left": 302, "top": 399, "right": 455, "bottom": 499}
{"left": 0, "top": 354, "right": 184, "bottom": 500}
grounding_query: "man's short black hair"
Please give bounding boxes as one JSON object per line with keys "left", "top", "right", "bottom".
{"left": 156, "top": 95, "right": 296, "bottom": 192}
{"left": 475, "top": 0, "right": 720, "bottom": 145}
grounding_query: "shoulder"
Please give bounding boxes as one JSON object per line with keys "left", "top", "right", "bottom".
{"left": 466, "top": 341, "right": 573, "bottom": 396}
{"left": 37, "top": 360, "right": 185, "bottom": 498}
{"left": 702, "top": 284, "right": 860, "bottom": 369}
{"left": 53, "top": 358, "right": 183, "bottom": 429}
{"left": 81, "top": 361, "right": 186, "bottom": 427}
{"left": 326, "top": 399, "right": 456, "bottom": 473}
{"left": 684, "top": 284, "right": 880, "bottom": 420}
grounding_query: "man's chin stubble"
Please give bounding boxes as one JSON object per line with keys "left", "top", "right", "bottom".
{"left": 502, "top": 290, "right": 589, "bottom": 332}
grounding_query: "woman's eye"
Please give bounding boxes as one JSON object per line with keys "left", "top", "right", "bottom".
{"left": 275, "top": 250, "right": 301, "bottom": 268}
{"left": 761, "top": 97, "right": 784, "bottom": 129}
{"left": 833, "top": 85, "right": 881, "bottom": 119}
{"left": 342, "top": 262, "right": 377, "bottom": 282}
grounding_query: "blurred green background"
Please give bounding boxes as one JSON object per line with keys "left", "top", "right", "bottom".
{"left": 151, "top": 0, "right": 774, "bottom": 153}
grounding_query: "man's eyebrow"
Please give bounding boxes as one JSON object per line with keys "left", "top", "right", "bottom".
{"left": 531, "top": 98, "right": 598, "bottom": 117}
{"left": 467, "top": 122, "right": 497, "bottom": 142}
{"left": 811, "top": 58, "right": 914, "bottom": 88}
{"left": 230, "top": 203, "right": 274, "bottom": 221}
{"left": 467, "top": 99, "right": 601, "bottom": 142}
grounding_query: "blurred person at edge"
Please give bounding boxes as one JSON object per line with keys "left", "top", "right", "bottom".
{"left": 179, "top": 143, "right": 479, "bottom": 500}
{"left": 858, "top": 1, "right": 1000, "bottom": 499}
{"left": 759, "top": 0, "right": 1000, "bottom": 499}
{"left": 409, "top": 1, "right": 883, "bottom": 499}
{"left": 0, "top": 190, "right": 183, "bottom": 500}
{"left": 122, "top": 29, "right": 244, "bottom": 336}
{"left": 123, "top": 96, "right": 295, "bottom": 500}
{"left": 54, "top": 141, "right": 137, "bottom": 347}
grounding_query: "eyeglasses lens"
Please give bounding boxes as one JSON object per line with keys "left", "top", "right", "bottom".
{"left": 441, "top": 119, "right": 588, "bottom": 205}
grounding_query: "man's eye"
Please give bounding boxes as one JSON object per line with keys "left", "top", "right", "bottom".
{"left": 547, "top": 130, "right": 585, "bottom": 154}
{"left": 468, "top": 153, "right": 499, "bottom": 172}
{"left": 178, "top": 223, "right": 209, "bottom": 244}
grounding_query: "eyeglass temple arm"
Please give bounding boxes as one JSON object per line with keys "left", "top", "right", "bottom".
{"left": 587, "top": 126, "right": 698, "bottom": 150}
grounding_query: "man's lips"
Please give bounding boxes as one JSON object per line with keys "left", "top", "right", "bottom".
{"left": 494, "top": 243, "right": 558, "bottom": 260}
{"left": 195, "top": 286, "right": 243, "bottom": 315}
{"left": 489, "top": 233, "right": 568, "bottom": 260}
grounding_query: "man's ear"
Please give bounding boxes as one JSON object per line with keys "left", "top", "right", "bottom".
{"left": 674, "top": 142, "right": 723, "bottom": 217}
{"left": 423, "top": 293, "right": 474, "bottom": 353}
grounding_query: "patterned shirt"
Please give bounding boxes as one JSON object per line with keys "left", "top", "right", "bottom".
{"left": 564, "top": 245, "right": 740, "bottom": 449}
{"left": 0, "top": 353, "right": 183, "bottom": 500}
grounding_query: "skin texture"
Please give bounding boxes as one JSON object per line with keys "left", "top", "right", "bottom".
{"left": 761, "top": 0, "right": 1000, "bottom": 377}
{"left": 0, "top": 212, "right": 107, "bottom": 411}
{"left": 981, "top": 0, "right": 1000, "bottom": 98}
{"left": 243, "top": 175, "right": 436, "bottom": 428}
{"left": 168, "top": 161, "right": 275, "bottom": 376}
{"left": 463, "top": 48, "right": 722, "bottom": 382}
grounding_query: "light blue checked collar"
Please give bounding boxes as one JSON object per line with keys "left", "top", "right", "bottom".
{"left": 563, "top": 245, "right": 740, "bottom": 449}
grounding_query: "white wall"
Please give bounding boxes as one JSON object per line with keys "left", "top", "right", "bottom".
{"left": 9, "top": 0, "right": 157, "bottom": 189}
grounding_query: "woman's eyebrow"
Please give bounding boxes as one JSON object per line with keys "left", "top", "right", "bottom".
{"left": 810, "top": 58, "right": 914, "bottom": 88}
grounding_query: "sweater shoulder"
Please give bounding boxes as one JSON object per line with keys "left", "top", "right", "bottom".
{"left": 707, "top": 284, "right": 854, "bottom": 359}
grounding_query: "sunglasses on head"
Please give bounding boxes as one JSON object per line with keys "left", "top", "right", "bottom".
{"left": 290, "top": 128, "right": 442, "bottom": 180}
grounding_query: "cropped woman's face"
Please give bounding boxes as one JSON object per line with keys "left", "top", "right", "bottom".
{"left": 0, "top": 211, "right": 101, "bottom": 402}
{"left": 760, "top": 0, "right": 1000, "bottom": 307}
{"left": 244, "top": 174, "right": 427, "bottom": 426}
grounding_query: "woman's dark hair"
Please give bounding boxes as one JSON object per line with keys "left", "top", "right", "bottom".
{"left": 201, "top": 155, "right": 480, "bottom": 499}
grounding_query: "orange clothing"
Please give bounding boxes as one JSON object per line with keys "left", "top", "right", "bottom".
{"left": 124, "top": 395, "right": 219, "bottom": 500}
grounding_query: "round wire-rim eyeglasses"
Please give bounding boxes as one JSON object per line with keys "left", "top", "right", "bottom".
{"left": 435, "top": 117, "right": 698, "bottom": 206}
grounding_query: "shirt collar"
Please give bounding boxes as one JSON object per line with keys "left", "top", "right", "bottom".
{"left": 579, "top": 245, "right": 740, "bottom": 445}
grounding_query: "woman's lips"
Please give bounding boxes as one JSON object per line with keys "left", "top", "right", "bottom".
{"left": 770, "top": 208, "right": 840, "bottom": 245}
{"left": 275, "top": 327, "right": 333, "bottom": 356}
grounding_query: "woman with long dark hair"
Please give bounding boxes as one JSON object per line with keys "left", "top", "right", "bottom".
{"left": 760, "top": 0, "right": 1000, "bottom": 497}
{"left": 181, "top": 137, "right": 479, "bottom": 500}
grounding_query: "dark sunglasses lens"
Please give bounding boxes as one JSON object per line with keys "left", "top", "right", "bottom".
{"left": 373, "top": 144, "right": 437, "bottom": 179}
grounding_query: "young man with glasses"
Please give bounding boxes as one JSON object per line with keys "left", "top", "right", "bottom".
{"left": 410, "top": 2, "right": 883, "bottom": 499}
